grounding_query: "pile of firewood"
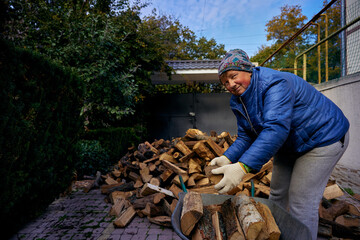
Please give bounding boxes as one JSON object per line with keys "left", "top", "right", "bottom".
{"left": 93, "top": 128, "right": 274, "bottom": 229}
{"left": 181, "top": 192, "right": 280, "bottom": 240}
{"left": 83, "top": 128, "right": 360, "bottom": 239}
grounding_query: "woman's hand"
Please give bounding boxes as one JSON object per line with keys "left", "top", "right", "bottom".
{"left": 212, "top": 162, "right": 246, "bottom": 194}
{"left": 209, "top": 155, "right": 231, "bottom": 167}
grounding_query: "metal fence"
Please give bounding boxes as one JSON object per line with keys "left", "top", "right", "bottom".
{"left": 261, "top": 0, "right": 360, "bottom": 84}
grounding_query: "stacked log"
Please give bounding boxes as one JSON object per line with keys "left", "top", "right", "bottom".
{"left": 90, "top": 128, "right": 360, "bottom": 239}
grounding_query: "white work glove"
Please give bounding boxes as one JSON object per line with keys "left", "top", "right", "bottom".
{"left": 210, "top": 155, "right": 231, "bottom": 167}
{"left": 212, "top": 162, "right": 246, "bottom": 194}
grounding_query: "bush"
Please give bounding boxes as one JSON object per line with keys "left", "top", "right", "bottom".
{"left": 0, "top": 39, "right": 84, "bottom": 238}
{"left": 82, "top": 126, "right": 147, "bottom": 161}
{"left": 75, "top": 140, "right": 111, "bottom": 178}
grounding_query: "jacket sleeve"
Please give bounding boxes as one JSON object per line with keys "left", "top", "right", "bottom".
{"left": 223, "top": 110, "right": 253, "bottom": 163}
{"left": 239, "top": 79, "right": 295, "bottom": 171}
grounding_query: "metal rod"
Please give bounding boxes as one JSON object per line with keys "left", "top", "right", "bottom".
{"left": 303, "top": 54, "right": 307, "bottom": 81}
{"left": 260, "top": 0, "right": 337, "bottom": 66}
{"left": 295, "top": 15, "right": 360, "bottom": 61}
{"left": 322, "top": 14, "right": 329, "bottom": 82}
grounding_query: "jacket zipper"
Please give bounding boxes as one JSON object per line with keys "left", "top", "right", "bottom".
{"left": 239, "top": 97, "right": 258, "bottom": 137}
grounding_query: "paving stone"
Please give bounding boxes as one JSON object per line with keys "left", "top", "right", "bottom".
{"left": 119, "top": 234, "right": 133, "bottom": 240}
{"left": 145, "top": 234, "right": 159, "bottom": 240}
{"left": 106, "top": 235, "right": 121, "bottom": 240}
{"left": 124, "top": 227, "right": 139, "bottom": 235}
{"left": 111, "top": 228, "right": 125, "bottom": 235}
{"left": 131, "top": 234, "right": 148, "bottom": 240}
{"left": 137, "top": 228, "right": 149, "bottom": 235}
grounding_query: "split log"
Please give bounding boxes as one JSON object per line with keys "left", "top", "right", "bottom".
{"left": 148, "top": 216, "right": 172, "bottom": 227}
{"left": 323, "top": 183, "right": 344, "bottom": 200}
{"left": 113, "top": 206, "right": 136, "bottom": 228}
{"left": 185, "top": 128, "right": 206, "bottom": 139}
{"left": 143, "top": 202, "right": 165, "bottom": 217}
{"left": 175, "top": 140, "right": 192, "bottom": 156}
{"left": 319, "top": 217, "right": 360, "bottom": 239}
{"left": 221, "top": 199, "right": 245, "bottom": 240}
{"left": 204, "top": 138, "right": 225, "bottom": 157}
{"left": 193, "top": 207, "right": 216, "bottom": 240}
{"left": 219, "top": 132, "right": 234, "bottom": 146}
{"left": 169, "top": 184, "right": 183, "bottom": 199}
{"left": 109, "top": 198, "right": 129, "bottom": 217}
{"left": 159, "top": 152, "right": 177, "bottom": 164}
{"left": 159, "top": 169, "right": 175, "bottom": 183}
{"left": 233, "top": 194, "right": 265, "bottom": 240}
{"left": 254, "top": 201, "right": 281, "bottom": 240}
{"left": 212, "top": 211, "right": 225, "bottom": 240}
{"left": 102, "top": 182, "right": 135, "bottom": 195}
{"left": 132, "top": 194, "right": 157, "bottom": 209}
{"left": 190, "top": 185, "right": 218, "bottom": 194}
{"left": 193, "top": 141, "right": 215, "bottom": 161}
{"left": 140, "top": 183, "right": 175, "bottom": 198}
{"left": 105, "top": 176, "right": 118, "bottom": 185}
{"left": 181, "top": 192, "right": 203, "bottom": 236}
{"left": 188, "top": 158, "right": 202, "bottom": 174}
{"left": 109, "top": 191, "right": 134, "bottom": 204}
{"left": 161, "top": 159, "right": 187, "bottom": 175}
{"left": 149, "top": 177, "right": 161, "bottom": 186}
{"left": 153, "top": 193, "right": 166, "bottom": 204}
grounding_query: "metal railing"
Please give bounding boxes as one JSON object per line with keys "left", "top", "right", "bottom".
{"left": 261, "top": 0, "right": 360, "bottom": 84}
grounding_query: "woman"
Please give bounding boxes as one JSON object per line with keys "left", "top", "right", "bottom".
{"left": 210, "top": 49, "right": 349, "bottom": 239}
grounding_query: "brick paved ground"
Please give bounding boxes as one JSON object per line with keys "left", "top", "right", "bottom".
{"left": 9, "top": 189, "right": 182, "bottom": 240}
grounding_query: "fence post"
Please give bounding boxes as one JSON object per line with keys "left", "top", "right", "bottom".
{"left": 303, "top": 54, "right": 307, "bottom": 81}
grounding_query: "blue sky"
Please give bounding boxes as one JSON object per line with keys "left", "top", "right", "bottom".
{"left": 132, "top": 0, "right": 326, "bottom": 57}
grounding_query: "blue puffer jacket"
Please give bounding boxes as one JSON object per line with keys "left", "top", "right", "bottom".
{"left": 224, "top": 67, "right": 349, "bottom": 172}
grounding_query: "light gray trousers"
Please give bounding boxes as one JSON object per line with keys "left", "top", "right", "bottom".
{"left": 269, "top": 132, "right": 349, "bottom": 240}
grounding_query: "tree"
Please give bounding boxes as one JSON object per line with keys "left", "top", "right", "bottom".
{"left": 252, "top": 5, "right": 308, "bottom": 70}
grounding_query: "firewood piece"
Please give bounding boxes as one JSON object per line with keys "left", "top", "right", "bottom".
{"left": 187, "top": 175, "right": 196, "bottom": 188}
{"left": 169, "top": 184, "right": 183, "bottom": 199}
{"left": 113, "top": 206, "right": 136, "bottom": 228}
{"left": 254, "top": 201, "right": 281, "bottom": 240}
{"left": 105, "top": 176, "right": 118, "bottom": 185}
{"left": 112, "top": 169, "right": 121, "bottom": 178}
{"left": 221, "top": 199, "right": 245, "bottom": 240}
{"left": 140, "top": 167, "right": 152, "bottom": 183}
{"left": 134, "top": 178, "right": 143, "bottom": 188}
{"left": 190, "top": 185, "right": 218, "bottom": 194}
{"left": 132, "top": 194, "right": 157, "bottom": 209}
{"left": 134, "top": 150, "right": 147, "bottom": 161}
{"left": 149, "top": 177, "right": 161, "bottom": 187}
{"left": 148, "top": 216, "right": 172, "bottom": 227}
{"left": 109, "top": 191, "right": 134, "bottom": 204}
{"left": 335, "top": 214, "right": 360, "bottom": 227}
{"left": 103, "top": 182, "right": 135, "bottom": 195}
{"left": 143, "top": 202, "right": 165, "bottom": 217}
{"left": 260, "top": 172, "right": 272, "bottom": 185}
{"left": 194, "top": 207, "right": 216, "bottom": 240}
{"left": 181, "top": 192, "right": 203, "bottom": 236}
{"left": 318, "top": 221, "right": 332, "bottom": 238}
{"left": 204, "top": 138, "right": 225, "bottom": 157}
{"left": 173, "top": 152, "right": 182, "bottom": 159}
{"left": 188, "top": 158, "right": 202, "bottom": 174}
{"left": 319, "top": 200, "right": 350, "bottom": 221}
{"left": 128, "top": 172, "right": 140, "bottom": 182}
{"left": 171, "top": 199, "right": 178, "bottom": 213}
{"left": 196, "top": 177, "right": 210, "bottom": 187}
{"left": 153, "top": 193, "right": 166, "bottom": 204}
{"left": 185, "top": 128, "right": 206, "bottom": 139}
{"left": 220, "top": 132, "right": 234, "bottom": 146}
{"left": 233, "top": 194, "right": 265, "bottom": 240}
{"left": 172, "top": 174, "right": 189, "bottom": 186}
{"left": 319, "top": 217, "right": 360, "bottom": 238}
{"left": 162, "top": 199, "right": 173, "bottom": 216}
{"left": 109, "top": 198, "right": 129, "bottom": 217}
{"left": 212, "top": 211, "right": 226, "bottom": 240}
{"left": 145, "top": 141, "right": 159, "bottom": 155}
{"left": 140, "top": 183, "right": 175, "bottom": 198}
{"left": 143, "top": 155, "right": 160, "bottom": 164}
{"left": 161, "top": 159, "right": 187, "bottom": 175}
{"left": 193, "top": 141, "right": 215, "bottom": 161}
{"left": 159, "top": 152, "right": 177, "bottom": 164}
{"left": 159, "top": 169, "right": 174, "bottom": 183}
{"left": 175, "top": 140, "right": 192, "bottom": 155}
{"left": 148, "top": 163, "right": 156, "bottom": 172}
{"left": 179, "top": 151, "right": 196, "bottom": 163}
{"left": 323, "top": 183, "right": 344, "bottom": 200}
{"left": 204, "top": 165, "right": 223, "bottom": 185}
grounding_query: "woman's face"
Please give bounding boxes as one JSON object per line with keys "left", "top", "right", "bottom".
{"left": 220, "top": 70, "right": 252, "bottom": 96}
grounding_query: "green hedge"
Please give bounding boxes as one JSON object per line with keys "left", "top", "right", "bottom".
{"left": 0, "top": 39, "right": 84, "bottom": 238}
{"left": 82, "top": 126, "right": 147, "bottom": 160}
